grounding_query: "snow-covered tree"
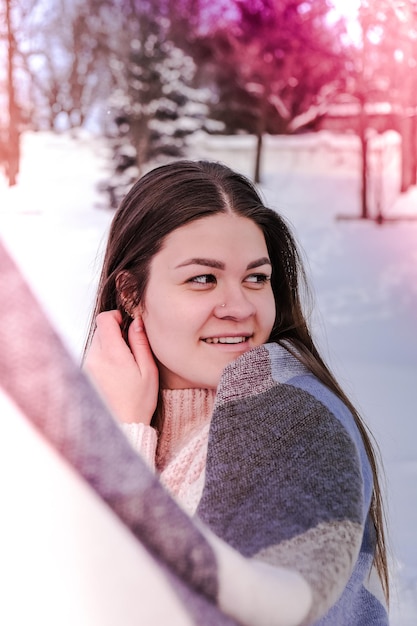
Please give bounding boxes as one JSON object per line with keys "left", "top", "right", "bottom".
{"left": 102, "top": 17, "right": 211, "bottom": 208}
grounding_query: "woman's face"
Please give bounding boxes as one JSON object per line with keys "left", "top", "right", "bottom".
{"left": 141, "top": 212, "right": 276, "bottom": 389}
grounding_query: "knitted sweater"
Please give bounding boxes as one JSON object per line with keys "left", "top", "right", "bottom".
{"left": 124, "top": 343, "right": 388, "bottom": 625}
{"left": 122, "top": 388, "right": 215, "bottom": 515}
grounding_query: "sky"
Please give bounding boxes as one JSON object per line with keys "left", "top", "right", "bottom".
{"left": 331, "top": 0, "right": 361, "bottom": 19}
{"left": 329, "top": 0, "right": 362, "bottom": 43}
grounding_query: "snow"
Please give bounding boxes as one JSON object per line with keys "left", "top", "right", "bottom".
{"left": 1, "top": 130, "right": 416, "bottom": 622}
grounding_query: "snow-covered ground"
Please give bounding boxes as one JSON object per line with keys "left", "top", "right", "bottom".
{"left": 1, "top": 130, "right": 416, "bottom": 623}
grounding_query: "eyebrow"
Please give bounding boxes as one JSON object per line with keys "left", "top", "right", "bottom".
{"left": 175, "top": 257, "right": 271, "bottom": 270}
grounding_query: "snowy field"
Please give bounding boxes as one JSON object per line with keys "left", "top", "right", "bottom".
{"left": 1, "top": 130, "right": 416, "bottom": 623}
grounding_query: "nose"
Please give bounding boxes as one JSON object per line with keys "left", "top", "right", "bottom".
{"left": 214, "top": 286, "right": 256, "bottom": 320}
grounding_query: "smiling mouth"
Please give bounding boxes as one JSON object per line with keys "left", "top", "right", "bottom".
{"left": 202, "top": 336, "right": 251, "bottom": 345}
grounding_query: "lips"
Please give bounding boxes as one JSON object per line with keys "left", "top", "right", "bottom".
{"left": 202, "top": 336, "right": 251, "bottom": 344}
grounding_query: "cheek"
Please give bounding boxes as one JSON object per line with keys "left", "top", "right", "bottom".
{"left": 140, "top": 294, "right": 166, "bottom": 351}
{"left": 263, "top": 291, "right": 277, "bottom": 336}
{"left": 141, "top": 313, "right": 176, "bottom": 370}
{"left": 142, "top": 305, "right": 171, "bottom": 345}
{"left": 141, "top": 296, "right": 193, "bottom": 356}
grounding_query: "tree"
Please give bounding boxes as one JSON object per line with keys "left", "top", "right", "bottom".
{"left": 196, "top": 0, "right": 348, "bottom": 182}
{"left": 1, "top": 0, "right": 21, "bottom": 185}
{"left": 342, "top": 0, "right": 417, "bottom": 219}
{"left": 391, "top": 0, "right": 417, "bottom": 191}
{"left": 13, "top": 0, "right": 117, "bottom": 131}
{"left": 102, "top": 12, "right": 210, "bottom": 207}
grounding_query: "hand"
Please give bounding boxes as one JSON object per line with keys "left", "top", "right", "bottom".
{"left": 83, "top": 310, "right": 159, "bottom": 426}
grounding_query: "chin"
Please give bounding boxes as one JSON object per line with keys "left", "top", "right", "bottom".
{"left": 188, "top": 371, "right": 223, "bottom": 390}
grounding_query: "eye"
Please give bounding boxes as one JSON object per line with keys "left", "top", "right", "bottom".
{"left": 244, "top": 273, "right": 271, "bottom": 287}
{"left": 188, "top": 274, "right": 217, "bottom": 286}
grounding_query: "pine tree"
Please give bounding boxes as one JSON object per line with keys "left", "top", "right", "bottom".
{"left": 102, "top": 16, "right": 210, "bottom": 208}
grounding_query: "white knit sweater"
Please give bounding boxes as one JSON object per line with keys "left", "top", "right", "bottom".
{"left": 121, "top": 388, "right": 215, "bottom": 516}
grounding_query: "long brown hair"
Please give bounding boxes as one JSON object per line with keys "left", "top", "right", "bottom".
{"left": 84, "top": 160, "right": 389, "bottom": 601}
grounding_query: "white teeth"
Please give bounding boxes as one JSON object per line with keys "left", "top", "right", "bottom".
{"left": 204, "top": 337, "right": 248, "bottom": 344}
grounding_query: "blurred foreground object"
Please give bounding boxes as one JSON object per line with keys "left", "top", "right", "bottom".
{"left": 0, "top": 238, "right": 228, "bottom": 625}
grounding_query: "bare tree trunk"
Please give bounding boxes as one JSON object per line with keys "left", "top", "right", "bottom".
{"left": 412, "top": 110, "right": 417, "bottom": 187}
{"left": 410, "top": 83, "right": 417, "bottom": 186}
{"left": 399, "top": 54, "right": 417, "bottom": 193}
{"left": 358, "top": 100, "right": 369, "bottom": 219}
{"left": 6, "top": 0, "right": 20, "bottom": 187}
{"left": 254, "top": 132, "right": 263, "bottom": 184}
{"left": 254, "top": 92, "right": 267, "bottom": 184}
{"left": 400, "top": 114, "right": 413, "bottom": 193}
{"left": 410, "top": 3, "right": 417, "bottom": 185}
{"left": 130, "top": 117, "right": 150, "bottom": 176}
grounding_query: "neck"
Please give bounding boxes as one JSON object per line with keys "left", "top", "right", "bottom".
{"left": 156, "top": 388, "right": 216, "bottom": 469}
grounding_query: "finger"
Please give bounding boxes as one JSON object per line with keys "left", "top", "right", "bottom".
{"left": 95, "top": 309, "right": 123, "bottom": 332}
{"left": 89, "top": 310, "right": 128, "bottom": 362}
{"left": 127, "top": 315, "right": 158, "bottom": 377}
{"left": 96, "top": 310, "right": 124, "bottom": 342}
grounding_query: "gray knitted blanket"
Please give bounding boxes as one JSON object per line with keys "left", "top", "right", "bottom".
{"left": 0, "top": 240, "right": 388, "bottom": 625}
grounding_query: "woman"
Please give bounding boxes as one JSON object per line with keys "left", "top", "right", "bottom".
{"left": 84, "top": 160, "right": 389, "bottom": 624}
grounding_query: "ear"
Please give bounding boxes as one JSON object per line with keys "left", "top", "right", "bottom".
{"left": 116, "top": 271, "right": 140, "bottom": 318}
